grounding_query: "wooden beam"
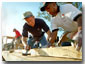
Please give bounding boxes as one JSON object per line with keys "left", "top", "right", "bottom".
{"left": 34, "top": 46, "right": 82, "bottom": 59}
{"left": 6, "top": 36, "right": 15, "bottom": 39}
{"left": 2, "top": 36, "right": 15, "bottom": 39}
{"left": 2, "top": 51, "right": 81, "bottom": 61}
{"left": 2, "top": 46, "right": 82, "bottom": 61}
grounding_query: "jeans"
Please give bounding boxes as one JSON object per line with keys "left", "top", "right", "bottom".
{"left": 27, "top": 35, "right": 48, "bottom": 48}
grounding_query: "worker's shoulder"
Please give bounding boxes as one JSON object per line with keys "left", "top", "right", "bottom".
{"left": 23, "top": 23, "right": 29, "bottom": 29}
{"left": 60, "top": 4, "right": 75, "bottom": 9}
{"left": 23, "top": 23, "right": 28, "bottom": 26}
{"left": 35, "top": 18, "right": 46, "bottom": 24}
{"left": 35, "top": 18, "right": 44, "bottom": 22}
{"left": 60, "top": 4, "right": 73, "bottom": 7}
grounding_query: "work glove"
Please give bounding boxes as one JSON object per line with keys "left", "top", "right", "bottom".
{"left": 34, "top": 41, "right": 39, "bottom": 48}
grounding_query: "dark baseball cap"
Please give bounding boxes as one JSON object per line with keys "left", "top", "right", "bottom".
{"left": 40, "top": 2, "right": 53, "bottom": 11}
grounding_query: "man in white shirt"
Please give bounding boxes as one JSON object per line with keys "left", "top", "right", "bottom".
{"left": 40, "top": 2, "right": 82, "bottom": 49}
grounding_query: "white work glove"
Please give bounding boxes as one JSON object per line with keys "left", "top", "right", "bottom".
{"left": 34, "top": 41, "right": 39, "bottom": 46}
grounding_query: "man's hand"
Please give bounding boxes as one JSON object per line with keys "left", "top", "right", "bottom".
{"left": 22, "top": 36, "right": 28, "bottom": 48}
{"left": 47, "top": 43, "right": 55, "bottom": 47}
{"left": 46, "top": 30, "right": 52, "bottom": 41}
{"left": 48, "top": 30, "right": 58, "bottom": 46}
{"left": 25, "top": 45, "right": 30, "bottom": 50}
{"left": 25, "top": 45, "right": 29, "bottom": 50}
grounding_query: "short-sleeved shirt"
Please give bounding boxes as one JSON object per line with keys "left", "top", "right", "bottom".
{"left": 15, "top": 30, "right": 21, "bottom": 38}
{"left": 22, "top": 18, "right": 49, "bottom": 41}
{"left": 60, "top": 4, "right": 82, "bottom": 20}
{"left": 51, "top": 4, "right": 80, "bottom": 32}
{"left": 51, "top": 12, "right": 78, "bottom": 32}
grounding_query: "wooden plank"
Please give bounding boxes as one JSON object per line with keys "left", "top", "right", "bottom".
{"left": 34, "top": 46, "right": 82, "bottom": 59}
{"left": 2, "top": 46, "right": 82, "bottom": 61}
{"left": 2, "top": 51, "right": 82, "bottom": 61}
{"left": 3, "top": 36, "right": 15, "bottom": 39}
{"left": 7, "top": 36, "right": 15, "bottom": 39}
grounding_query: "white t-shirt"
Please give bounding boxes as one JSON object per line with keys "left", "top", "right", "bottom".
{"left": 51, "top": 12, "right": 78, "bottom": 32}
{"left": 51, "top": 4, "right": 81, "bottom": 32}
{"left": 60, "top": 4, "right": 82, "bottom": 20}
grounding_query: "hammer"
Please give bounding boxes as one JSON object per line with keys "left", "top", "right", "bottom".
{"left": 22, "top": 49, "right": 31, "bottom": 56}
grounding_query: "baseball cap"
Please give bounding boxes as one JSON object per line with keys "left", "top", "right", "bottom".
{"left": 40, "top": 2, "right": 51, "bottom": 11}
{"left": 40, "top": 2, "right": 56, "bottom": 11}
{"left": 24, "top": 11, "right": 34, "bottom": 19}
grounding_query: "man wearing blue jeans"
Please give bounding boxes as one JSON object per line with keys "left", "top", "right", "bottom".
{"left": 28, "top": 35, "right": 48, "bottom": 48}
{"left": 22, "top": 11, "right": 51, "bottom": 50}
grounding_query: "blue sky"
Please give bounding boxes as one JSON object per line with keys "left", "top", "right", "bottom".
{"left": 1, "top": 2, "right": 82, "bottom": 44}
{"left": 2, "top": 2, "right": 64, "bottom": 39}
{"left": 2, "top": 2, "right": 41, "bottom": 36}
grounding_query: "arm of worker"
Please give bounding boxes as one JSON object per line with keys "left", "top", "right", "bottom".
{"left": 13, "top": 35, "right": 16, "bottom": 40}
{"left": 57, "top": 32, "right": 70, "bottom": 46}
{"left": 49, "top": 19, "right": 59, "bottom": 46}
{"left": 49, "top": 30, "right": 58, "bottom": 46}
{"left": 22, "top": 36, "right": 29, "bottom": 50}
{"left": 39, "top": 19, "right": 52, "bottom": 41}
{"left": 22, "top": 23, "right": 31, "bottom": 50}
{"left": 46, "top": 30, "right": 52, "bottom": 41}
{"left": 13, "top": 36, "right": 17, "bottom": 43}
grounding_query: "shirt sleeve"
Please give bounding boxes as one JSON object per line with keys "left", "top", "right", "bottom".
{"left": 40, "top": 19, "right": 49, "bottom": 32}
{"left": 22, "top": 23, "right": 28, "bottom": 37}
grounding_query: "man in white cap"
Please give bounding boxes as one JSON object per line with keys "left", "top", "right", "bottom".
{"left": 22, "top": 11, "right": 51, "bottom": 51}
{"left": 40, "top": 2, "right": 82, "bottom": 51}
